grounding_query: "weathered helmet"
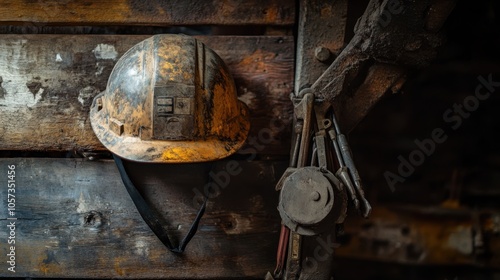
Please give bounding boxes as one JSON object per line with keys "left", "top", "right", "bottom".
{"left": 90, "top": 34, "right": 250, "bottom": 163}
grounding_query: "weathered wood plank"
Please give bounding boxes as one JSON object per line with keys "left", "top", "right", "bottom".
{"left": 0, "top": 0, "right": 294, "bottom": 26}
{"left": 0, "top": 158, "right": 286, "bottom": 278}
{"left": 0, "top": 35, "right": 294, "bottom": 155}
{"left": 336, "top": 205, "right": 500, "bottom": 268}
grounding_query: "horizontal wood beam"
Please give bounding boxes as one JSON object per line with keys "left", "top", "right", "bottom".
{"left": 0, "top": 158, "right": 287, "bottom": 278}
{"left": 336, "top": 205, "right": 500, "bottom": 268}
{"left": 0, "top": 35, "right": 294, "bottom": 155}
{"left": 0, "top": 0, "right": 294, "bottom": 26}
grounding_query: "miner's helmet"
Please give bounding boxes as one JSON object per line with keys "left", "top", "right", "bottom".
{"left": 90, "top": 34, "right": 250, "bottom": 163}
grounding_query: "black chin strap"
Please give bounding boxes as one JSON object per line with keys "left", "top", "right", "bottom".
{"left": 113, "top": 155, "right": 208, "bottom": 253}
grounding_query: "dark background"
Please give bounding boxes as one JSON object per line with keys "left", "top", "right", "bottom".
{"left": 338, "top": 0, "right": 500, "bottom": 279}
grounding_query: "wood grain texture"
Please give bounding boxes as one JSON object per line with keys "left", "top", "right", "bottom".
{"left": 0, "top": 35, "right": 294, "bottom": 155}
{"left": 0, "top": 0, "right": 294, "bottom": 26}
{"left": 0, "top": 158, "right": 287, "bottom": 278}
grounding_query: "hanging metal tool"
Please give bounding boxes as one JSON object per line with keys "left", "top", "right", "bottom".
{"left": 269, "top": 87, "right": 371, "bottom": 279}
{"left": 332, "top": 113, "right": 372, "bottom": 218}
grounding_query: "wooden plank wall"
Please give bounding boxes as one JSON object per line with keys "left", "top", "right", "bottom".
{"left": 0, "top": 158, "right": 287, "bottom": 278}
{"left": 0, "top": 1, "right": 295, "bottom": 279}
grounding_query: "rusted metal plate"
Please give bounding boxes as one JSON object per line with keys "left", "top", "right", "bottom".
{"left": 0, "top": 0, "right": 294, "bottom": 26}
{"left": 0, "top": 35, "right": 294, "bottom": 156}
{"left": 294, "top": 0, "right": 348, "bottom": 92}
{"left": 0, "top": 158, "right": 287, "bottom": 278}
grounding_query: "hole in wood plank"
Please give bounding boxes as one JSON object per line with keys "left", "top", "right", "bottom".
{"left": 83, "top": 210, "right": 103, "bottom": 228}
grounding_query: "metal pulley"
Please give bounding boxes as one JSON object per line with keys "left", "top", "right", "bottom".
{"left": 270, "top": 89, "right": 371, "bottom": 279}
{"left": 277, "top": 167, "right": 347, "bottom": 236}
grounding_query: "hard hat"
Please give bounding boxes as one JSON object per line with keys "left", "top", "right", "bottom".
{"left": 90, "top": 34, "right": 250, "bottom": 163}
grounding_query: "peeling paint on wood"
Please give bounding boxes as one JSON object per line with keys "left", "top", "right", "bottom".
{"left": 92, "top": 44, "right": 118, "bottom": 60}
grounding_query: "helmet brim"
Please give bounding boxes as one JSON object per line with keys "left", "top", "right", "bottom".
{"left": 90, "top": 99, "right": 250, "bottom": 163}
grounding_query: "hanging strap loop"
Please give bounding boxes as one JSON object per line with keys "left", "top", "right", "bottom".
{"left": 113, "top": 155, "right": 207, "bottom": 253}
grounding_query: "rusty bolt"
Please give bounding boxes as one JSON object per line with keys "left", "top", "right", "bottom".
{"left": 310, "top": 191, "right": 321, "bottom": 201}
{"left": 314, "top": 46, "right": 331, "bottom": 62}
